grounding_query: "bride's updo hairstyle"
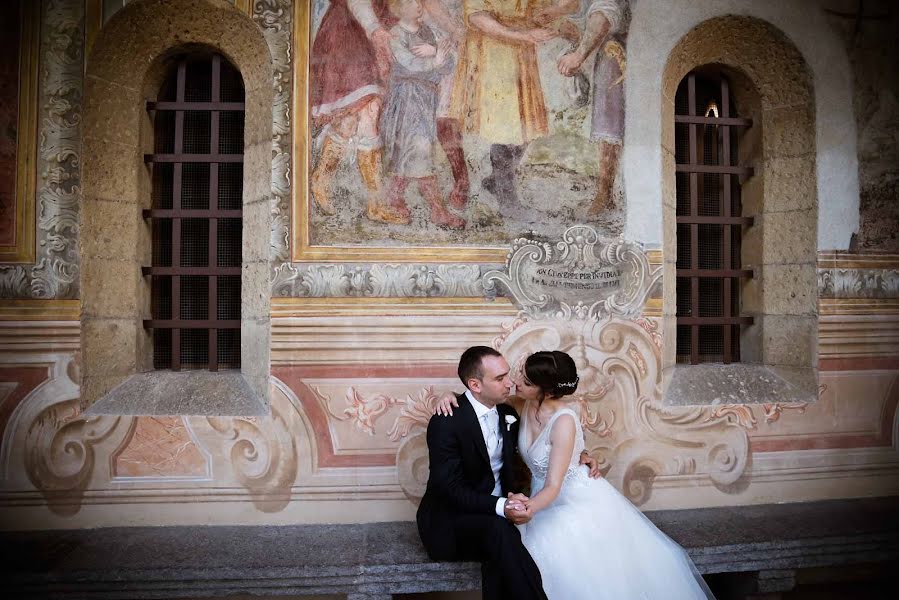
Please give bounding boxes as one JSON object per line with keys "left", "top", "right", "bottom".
{"left": 524, "top": 351, "right": 580, "bottom": 404}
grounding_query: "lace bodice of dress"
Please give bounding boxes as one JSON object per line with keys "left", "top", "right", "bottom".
{"left": 519, "top": 403, "right": 586, "bottom": 489}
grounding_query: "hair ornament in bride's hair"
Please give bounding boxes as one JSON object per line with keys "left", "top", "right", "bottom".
{"left": 557, "top": 376, "right": 579, "bottom": 390}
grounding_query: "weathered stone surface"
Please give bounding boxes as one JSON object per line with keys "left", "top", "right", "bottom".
{"left": 661, "top": 150, "right": 677, "bottom": 211}
{"left": 762, "top": 155, "right": 818, "bottom": 213}
{"left": 762, "top": 209, "right": 817, "bottom": 265}
{"left": 661, "top": 314, "right": 677, "bottom": 370}
{"left": 242, "top": 194, "right": 272, "bottom": 264}
{"left": 3, "top": 498, "right": 897, "bottom": 598}
{"left": 81, "top": 318, "right": 139, "bottom": 377}
{"left": 80, "top": 197, "right": 142, "bottom": 262}
{"left": 665, "top": 363, "right": 817, "bottom": 405}
{"left": 240, "top": 317, "right": 271, "bottom": 405}
{"left": 85, "top": 370, "right": 267, "bottom": 417}
{"left": 762, "top": 314, "right": 817, "bottom": 368}
{"left": 661, "top": 96, "right": 676, "bottom": 155}
{"left": 242, "top": 261, "right": 271, "bottom": 320}
{"left": 81, "top": 374, "right": 130, "bottom": 411}
{"left": 762, "top": 103, "right": 816, "bottom": 159}
{"left": 80, "top": 137, "right": 141, "bottom": 204}
{"left": 80, "top": 257, "right": 142, "bottom": 319}
{"left": 661, "top": 17, "right": 813, "bottom": 111}
{"left": 762, "top": 263, "right": 817, "bottom": 315}
{"left": 88, "top": 0, "right": 271, "bottom": 94}
{"left": 82, "top": 75, "right": 141, "bottom": 147}
{"left": 242, "top": 86, "right": 275, "bottom": 148}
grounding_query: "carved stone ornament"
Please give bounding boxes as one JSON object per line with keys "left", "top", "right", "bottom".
{"left": 494, "top": 315, "right": 753, "bottom": 505}
{"left": 0, "top": 0, "right": 83, "bottom": 299}
{"left": 484, "top": 225, "right": 660, "bottom": 320}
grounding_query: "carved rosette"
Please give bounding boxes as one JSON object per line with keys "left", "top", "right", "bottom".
{"left": 0, "top": 0, "right": 82, "bottom": 299}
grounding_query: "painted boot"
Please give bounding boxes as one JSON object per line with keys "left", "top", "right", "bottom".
{"left": 437, "top": 118, "right": 470, "bottom": 210}
{"left": 482, "top": 143, "right": 524, "bottom": 210}
{"left": 419, "top": 175, "right": 465, "bottom": 229}
{"left": 588, "top": 141, "right": 621, "bottom": 215}
{"left": 385, "top": 175, "right": 412, "bottom": 222}
{"left": 310, "top": 135, "right": 345, "bottom": 215}
{"left": 357, "top": 148, "right": 410, "bottom": 225}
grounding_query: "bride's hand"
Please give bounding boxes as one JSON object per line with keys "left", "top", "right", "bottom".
{"left": 434, "top": 392, "right": 459, "bottom": 416}
{"left": 579, "top": 450, "right": 603, "bottom": 479}
{"left": 507, "top": 492, "right": 529, "bottom": 506}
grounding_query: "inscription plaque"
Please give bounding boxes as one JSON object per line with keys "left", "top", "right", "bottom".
{"left": 484, "top": 225, "right": 659, "bottom": 320}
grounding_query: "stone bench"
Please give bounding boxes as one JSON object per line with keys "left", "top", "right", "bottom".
{"left": 3, "top": 497, "right": 898, "bottom": 599}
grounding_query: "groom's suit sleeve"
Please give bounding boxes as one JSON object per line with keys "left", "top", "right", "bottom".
{"left": 426, "top": 414, "right": 501, "bottom": 515}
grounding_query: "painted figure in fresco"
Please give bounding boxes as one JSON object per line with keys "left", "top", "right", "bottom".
{"left": 450, "top": 0, "right": 557, "bottom": 209}
{"left": 432, "top": 351, "right": 716, "bottom": 600}
{"left": 422, "top": 0, "right": 471, "bottom": 211}
{"left": 557, "top": 0, "right": 628, "bottom": 215}
{"left": 380, "top": 0, "right": 466, "bottom": 228}
{"left": 310, "top": 0, "right": 408, "bottom": 224}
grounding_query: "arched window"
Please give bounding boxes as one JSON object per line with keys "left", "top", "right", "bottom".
{"left": 145, "top": 53, "right": 244, "bottom": 371}
{"left": 674, "top": 70, "right": 754, "bottom": 364}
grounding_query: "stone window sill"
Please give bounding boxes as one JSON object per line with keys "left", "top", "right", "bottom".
{"left": 664, "top": 363, "right": 818, "bottom": 406}
{"left": 84, "top": 371, "right": 268, "bottom": 417}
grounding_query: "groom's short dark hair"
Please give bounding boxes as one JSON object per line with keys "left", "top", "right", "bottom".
{"left": 458, "top": 346, "right": 503, "bottom": 389}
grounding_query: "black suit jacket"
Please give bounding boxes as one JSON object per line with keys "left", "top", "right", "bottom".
{"left": 416, "top": 393, "right": 521, "bottom": 560}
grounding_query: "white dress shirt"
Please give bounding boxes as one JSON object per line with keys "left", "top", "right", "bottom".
{"left": 465, "top": 390, "right": 508, "bottom": 518}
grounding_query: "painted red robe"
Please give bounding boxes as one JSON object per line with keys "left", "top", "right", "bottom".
{"left": 310, "top": 0, "right": 392, "bottom": 123}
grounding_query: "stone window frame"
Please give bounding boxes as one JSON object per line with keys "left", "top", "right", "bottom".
{"left": 80, "top": 0, "right": 273, "bottom": 415}
{"left": 661, "top": 16, "right": 818, "bottom": 405}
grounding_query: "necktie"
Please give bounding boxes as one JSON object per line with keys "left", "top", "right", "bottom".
{"left": 484, "top": 409, "right": 499, "bottom": 454}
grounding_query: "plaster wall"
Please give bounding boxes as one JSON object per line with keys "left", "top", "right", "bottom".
{"left": 0, "top": 0, "right": 898, "bottom": 533}
{"left": 625, "top": 0, "right": 859, "bottom": 250}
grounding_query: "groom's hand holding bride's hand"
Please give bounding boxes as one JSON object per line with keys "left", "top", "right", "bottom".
{"left": 504, "top": 492, "right": 533, "bottom": 524}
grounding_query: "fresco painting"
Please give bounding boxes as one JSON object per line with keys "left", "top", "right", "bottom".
{"left": 308, "top": 0, "right": 629, "bottom": 247}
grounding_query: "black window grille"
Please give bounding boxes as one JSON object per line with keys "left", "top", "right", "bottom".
{"left": 674, "top": 71, "right": 755, "bottom": 364}
{"left": 144, "top": 53, "right": 245, "bottom": 371}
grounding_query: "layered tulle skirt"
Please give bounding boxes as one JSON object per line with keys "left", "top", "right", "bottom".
{"left": 519, "top": 468, "right": 715, "bottom": 600}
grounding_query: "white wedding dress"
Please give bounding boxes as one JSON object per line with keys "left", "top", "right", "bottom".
{"left": 518, "top": 403, "right": 715, "bottom": 600}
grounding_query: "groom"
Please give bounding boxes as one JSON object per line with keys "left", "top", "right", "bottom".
{"left": 417, "top": 346, "right": 599, "bottom": 599}
{"left": 417, "top": 346, "right": 545, "bottom": 599}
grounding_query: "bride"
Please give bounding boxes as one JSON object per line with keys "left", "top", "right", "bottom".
{"left": 438, "top": 350, "right": 715, "bottom": 600}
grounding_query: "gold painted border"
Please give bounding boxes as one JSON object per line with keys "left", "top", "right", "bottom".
{"left": 0, "top": 299, "right": 79, "bottom": 321}
{"left": 819, "top": 298, "right": 899, "bottom": 316}
{"left": 85, "top": 0, "right": 103, "bottom": 55}
{"left": 642, "top": 297, "right": 662, "bottom": 317}
{"left": 272, "top": 296, "right": 664, "bottom": 318}
{"left": 0, "top": 0, "right": 39, "bottom": 264}
{"left": 818, "top": 252, "right": 899, "bottom": 270}
{"left": 272, "top": 296, "right": 517, "bottom": 317}
{"left": 290, "top": 2, "right": 507, "bottom": 264}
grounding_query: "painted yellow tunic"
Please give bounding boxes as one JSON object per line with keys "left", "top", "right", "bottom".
{"left": 450, "top": 0, "right": 549, "bottom": 146}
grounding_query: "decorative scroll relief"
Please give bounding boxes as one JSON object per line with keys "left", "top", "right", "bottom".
{"left": 484, "top": 226, "right": 660, "bottom": 320}
{"left": 0, "top": 0, "right": 83, "bottom": 299}
{"left": 272, "top": 262, "right": 487, "bottom": 298}
{"left": 252, "top": 0, "right": 293, "bottom": 264}
{"left": 818, "top": 268, "right": 899, "bottom": 299}
{"left": 495, "top": 315, "right": 753, "bottom": 505}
